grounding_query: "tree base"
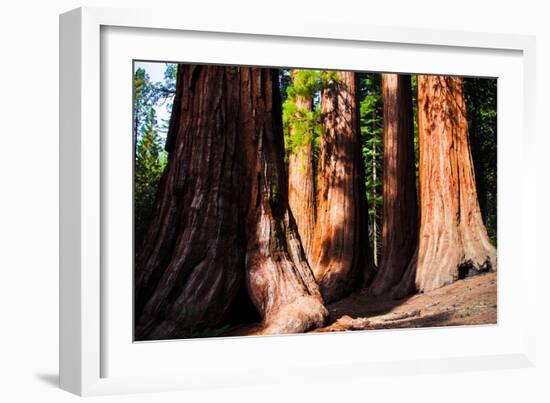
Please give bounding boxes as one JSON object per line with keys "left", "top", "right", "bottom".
{"left": 253, "top": 295, "right": 327, "bottom": 335}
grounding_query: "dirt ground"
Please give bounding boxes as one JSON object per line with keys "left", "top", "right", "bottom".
{"left": 227, "top": 272, "right": 496, "bottom": 336}
{"left": 315, "top": 271, "right": 497, "bottom": 332}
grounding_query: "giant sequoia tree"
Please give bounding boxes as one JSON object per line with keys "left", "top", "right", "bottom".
{"left": 391, "top": 75, "right": 496, "bottom": 298}
{"left": 133, "top": 61, "right": 499, "bottom": 338}
{"left": 369, "top": 74, "right": 418, "bottom": 296}
{"left": 285, "top": 70, "right": 318, "bottom": 264}
{"left": 239, "top": 68, "right": 326, "bottom": 335}
{"left": 135, "top": 65, "right": 326, "bottom": 340}
{"left": 311, "top": 71, "right": 372, "bottom": 303}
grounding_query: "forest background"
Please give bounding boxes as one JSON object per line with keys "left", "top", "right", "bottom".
{"left": 133, "top": 62, "right": 497, "bottom": 268}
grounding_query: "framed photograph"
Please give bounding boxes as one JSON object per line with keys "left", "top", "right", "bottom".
{"left": 60, "top": 6, "right": 537, "bottom": 396}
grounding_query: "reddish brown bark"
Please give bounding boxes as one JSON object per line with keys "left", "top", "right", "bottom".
{"left": 369, "top": 74, "right": 418, "bottom": 296}
{"left": 311, "top": 71, "right": 372, "bottom": 303}
{"left": 135, "top": 66, "right": 326, "bottom": 340}
{"left": 391, "top": 76, "right": 496, "bottom": 298}
{"left": 287, "top": 71, "right": 316, "bottom": 264}
{"left": 134, "top": 65, "right": 245, "bottom": 340}
{"left": 240, "top": 68, "right": 326, "bottom": 334}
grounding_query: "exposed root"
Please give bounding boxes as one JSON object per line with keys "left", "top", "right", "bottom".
{"left": 253, "top": 295, "right": 328, "bottom": 335}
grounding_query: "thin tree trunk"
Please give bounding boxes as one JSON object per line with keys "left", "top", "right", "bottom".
{"left": 135, "top": 66, "right": 327, "bottom": 340}
{"left": 391, "top": 76, "right": 496, "bottom": 298}
{"left": 372, "top": 118, "right": 378, "bottom": 267}
{"left": 311, "top": 71, "right": 372, "bottom": 303}
{"left": 369, "top": 74, "right": 418, "bottom": 296}
{"left": 287, "top": 71, "right": 316, "bottom": 264}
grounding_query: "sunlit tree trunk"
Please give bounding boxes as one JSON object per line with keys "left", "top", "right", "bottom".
{"left": 391, "top": 75, "right": 496, "bottom": 298}
{"left": 311, "top": 71, "right": 372, "bottom": 303}
{"left": 369, "top": 74, "right": 418, "bottom": 296}
{"left": 371, "top": 136, "right": 378, "bottom": 267}
{"left": 240, "top": 68, "right": 327, "bottom": 334}
{"left": 135, "top": 66, "right": 326, "bottom": 340}
{"left": 287, "top": 71, "right": 316, "bottom": 264}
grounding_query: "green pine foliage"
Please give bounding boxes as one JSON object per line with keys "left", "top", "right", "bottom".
{"left": 135, "top": 108, "right": 167, "bottom": 248}
{"left": 282, "top": 70, "right": 323, "bottom": 155}
{"left": 133, "top": 68, "right": 155, "bottom": 137}
{"left": 282, "top": 101, "right": 322, "bottom": 152}
{"left": 358, "top": 73, "right": 384, "bottom": 266}
{"left": 133, "top": 64, "right": 175, "bottom": 249}
{"left": 319, "top": 70, "right": 340, "bottom": 88}
{"left": 155, "top": 63, "right": 178, "bottom": 113}
{"left": 463, "top": 77, "right": 497, "bottom": 244}
{"left": 279, "top": 69, "right": 292, "bottom": 103}
{"left": 287, "top": 69, "right": 321, "bottom": 98}
{"left": 134, "top": 64, "right": 177, "bottom": 137}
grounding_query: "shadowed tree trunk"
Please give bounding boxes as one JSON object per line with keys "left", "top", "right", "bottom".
{"left": 135, "top": 65, "right": 326, "bottom": 340}
{"left": 391, "top": 75, "right": 496, "bottom": 298}
{"left": 287, "top": 71, "right": 316, "bottom": 265}
{"left": 369, "top": 74, "right": 418, "bottom": 296}
{"left": 311, "top": 71, "right": 372, "bottom": 303}
{"left": 134, "top": 65, "right": 245, "bottom": 340}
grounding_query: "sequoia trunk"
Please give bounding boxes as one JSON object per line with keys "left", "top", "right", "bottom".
{"left": 135, "top": 66, "right": 326, "bottom": 340}
{"left": 369, "top": 74, "right": 418, "bottom": 296}
{"left": 240, "top": 68, "right": 327, "bottom": 334}
{"left": 311, "top": 71, "right": 372, "bottom": 303}
{"left": 287, "top": 71, "right": 316, "bottom": 264}
{"left": 391, "top": 76, "right": 496, "bottom": 298}
{"left": 135, "top": 65, "right": 244, "bottom": 340}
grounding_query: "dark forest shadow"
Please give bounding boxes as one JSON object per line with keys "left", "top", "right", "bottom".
{"left": 324, "top": 289, "right": 415, "bottom": 324}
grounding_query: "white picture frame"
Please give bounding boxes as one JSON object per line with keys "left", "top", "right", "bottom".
{"left": 59, "top": 6, "right": 537, "bottom": 396}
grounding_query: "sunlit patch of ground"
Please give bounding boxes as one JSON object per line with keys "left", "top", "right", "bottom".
{"left": 225, "top": 272, "right": 496, "bottom": 336}
{"left": 315, "top": 272, "right": 497, "bottom": 332}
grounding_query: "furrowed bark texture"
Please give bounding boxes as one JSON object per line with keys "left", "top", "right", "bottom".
{"left": 369, "top": 74, "right": 418, "bottom": 296}
{"left": 287, "top": 71, "right": 316, "bottom": 264}
{"left": 135, "top": 65, "right": 244, "bottom": 340}
{"left": 312, "top": 71, "right": 372, "bottom": 303}
{"left": 240, "top": 68, "right": 327, "bottom": 334}
{"left": 391, "top": 76, "right": 496, "bottom": 298}
{"left": 135, "top": 66, "right": 327, "bottom": 340}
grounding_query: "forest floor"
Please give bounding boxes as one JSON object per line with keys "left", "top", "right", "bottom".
{"left": 314, "top": 271, "right": 497, "bottom": 332}
{"left": 227, "top": 271, "right": 497, "bottom": 336}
